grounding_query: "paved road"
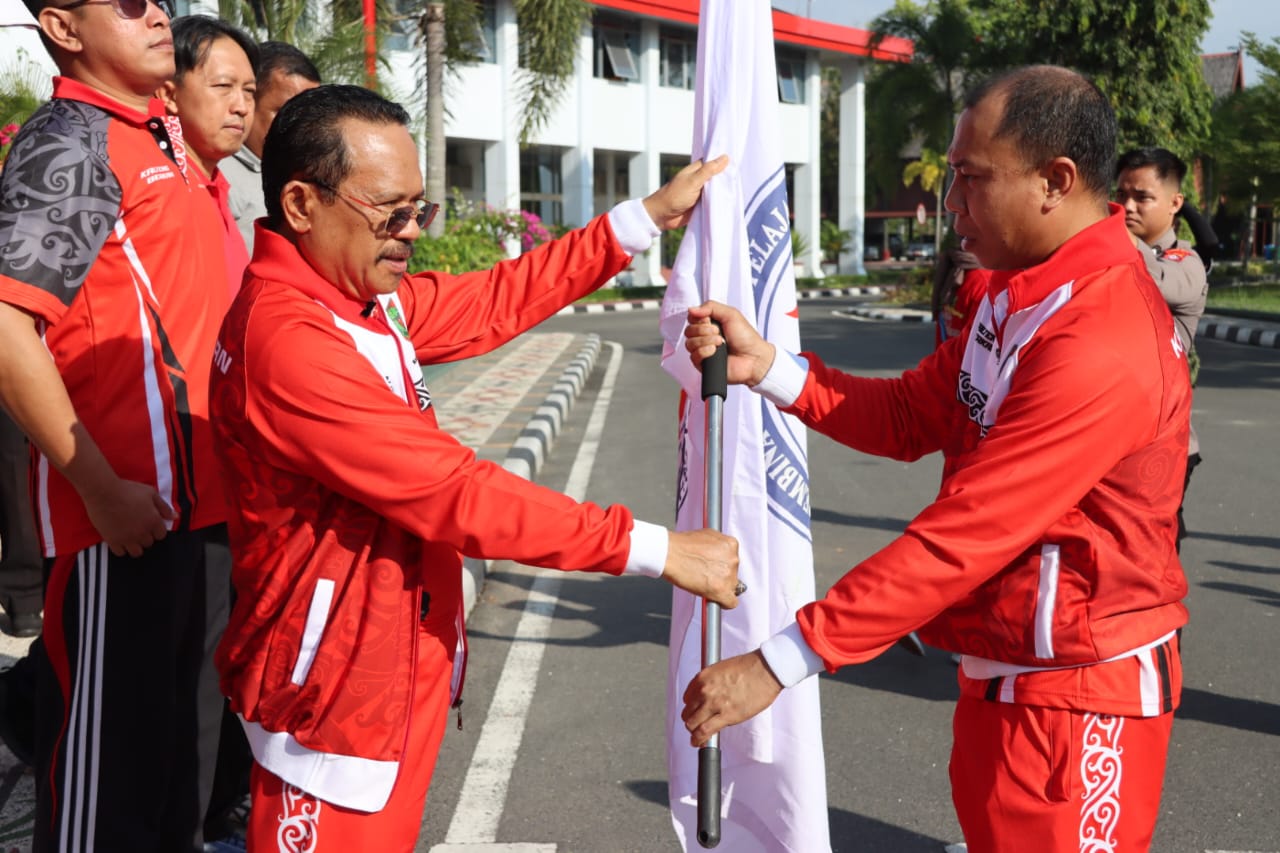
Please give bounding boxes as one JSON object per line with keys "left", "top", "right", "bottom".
{"left": 418, "top": 301, "right": 1280, "bottom": 852}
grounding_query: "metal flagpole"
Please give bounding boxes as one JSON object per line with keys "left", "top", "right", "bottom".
{"left": 697, "top": 329, "right": 728, "bottom": 848}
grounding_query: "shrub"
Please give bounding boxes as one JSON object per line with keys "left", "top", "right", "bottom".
{"left": 819, "top": 218, "right": 851, "bottom": 263}
{"left": 0, "top": 54, "right": 50, "bottom": 167}
{"left": 408, "top": 195, "right": 555, "bottom": 274}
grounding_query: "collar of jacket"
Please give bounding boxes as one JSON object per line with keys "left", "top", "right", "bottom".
{"left": 246, "top": 226, "right": 395, "bottom": 332}
{"left": 987, "top": 203, "right": 1136, "bottom": 315}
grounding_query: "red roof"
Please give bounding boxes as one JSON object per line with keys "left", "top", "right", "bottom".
{"left": 588, "top": 0, "right": 914, "bottom": 62}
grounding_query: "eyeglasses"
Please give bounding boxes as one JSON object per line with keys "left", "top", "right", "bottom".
{"left": 56, "top": 0, "right": 175, "bottom": 20}
{"left": 309, "top": 180, "right": 438, "bottom": 234}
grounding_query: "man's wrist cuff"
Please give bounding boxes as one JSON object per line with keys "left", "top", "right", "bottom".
{"left": 623, "top": 519, "right": 667, "bottom": 577}
{"left": 759, "top": 621, "right": 825, "bottom": 688}
{"left": 752, "top": 351, "right": 808, "bottom": 408}
{"left": 608, "top": 199, "right": 662, "bottom": 256}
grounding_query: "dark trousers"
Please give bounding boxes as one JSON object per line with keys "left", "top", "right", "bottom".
{"left": 33, "top": 525, "right": 230, "bottom": 853}
{"left": 0, "top": 413, "right": 42, "bottom": 620}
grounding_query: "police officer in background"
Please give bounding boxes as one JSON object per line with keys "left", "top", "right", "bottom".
{"left": 1115, "top": 146, "right": 1209, "bottom": 551}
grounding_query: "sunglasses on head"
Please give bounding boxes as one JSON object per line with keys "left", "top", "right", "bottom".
{"left": 55, "top": 0, "right": 175, "bottom": 20}
{"left": 309, "top": 180, "right": 439, "bottom": 235}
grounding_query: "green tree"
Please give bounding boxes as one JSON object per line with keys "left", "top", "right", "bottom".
{"left": 217, "top": 0, "right": 389, "bottom": 87}
{"left": 866, "top": 0, "right": 982, "bottom": 204}
{"left": 0, "top": 55, "right": 49, "bottom": 132}
{"left": 819, "top": 66, "right": 840, "bottom": 217}
{"left": 1207, "top": 34, "right": 1280, "bottom": 259}
{"left": 972, "top": 0, "right": 1213, "bottom": 155}
{"left": 513, "top": 0, "right": 591, "bottom": 144}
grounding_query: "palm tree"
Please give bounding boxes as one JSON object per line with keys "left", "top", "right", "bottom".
{"left": 217, "top": 0, "right": 385, "bottom": 87}
{"left": 866, "top": 0, "right": 982, "bottom": 245}
{"left": 902, "top": 147, "right": 947, "bottom": 251}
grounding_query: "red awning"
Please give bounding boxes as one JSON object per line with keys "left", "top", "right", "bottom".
{"left": 588, "top": 0, "right": 914, "bottom": 62}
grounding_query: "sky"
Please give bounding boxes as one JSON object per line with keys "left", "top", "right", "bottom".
{"left": 773, "top": 0, "right": 1278, "bottom": 86}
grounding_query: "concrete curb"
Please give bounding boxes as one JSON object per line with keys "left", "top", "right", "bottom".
{"left": 460, "top": 334, "right": 603, "bottom": 615}
{"left": 837, "top": 305, "right": 930, "bottom": 323}
{"left": 553, "top": 286, "right": 892, "bottom": 316}
{"left": 553, "top": 296, "right": 1280, "bottom": 350}
{"left": 1200, "top": 318, "right": 1280, "bottom": 349}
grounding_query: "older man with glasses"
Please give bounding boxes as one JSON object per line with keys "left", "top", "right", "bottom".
{"left": 0, "top": 0, "right": 239, "bottom": 849}
{"left": 209, "top": 83, "right": 739, "bottom": 849}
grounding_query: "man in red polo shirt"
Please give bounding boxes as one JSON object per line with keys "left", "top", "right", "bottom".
{"left": 160, "top": 14, "right": 259, "bottom": 299}
{"left": 0, "top": 0, "right": 235, "bottom": 848}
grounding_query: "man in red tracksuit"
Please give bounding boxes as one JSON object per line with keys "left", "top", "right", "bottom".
{"left": 681, "top": 66, "right": 1191, "bottom": 851}
{"left": 209, "top": 84, "right": 739, "bottom": 850}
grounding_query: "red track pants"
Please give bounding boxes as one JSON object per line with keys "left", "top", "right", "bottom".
{"left": 950, "top": 696, "right": 1174, "bottom": 852}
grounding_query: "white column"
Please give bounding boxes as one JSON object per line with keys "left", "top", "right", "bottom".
{"left": 486, "top": 0, "right": 521, "bottom": 256}
{"left": 793, "top": 51, "right": 823, "bottom": 278}
{"left": 837, "top": 58, "right": 867, "bottom": 276}
{"left": 564, "top": 21, "right": 594, "bottom": 228}
{"left": 632, "top": 19, "right": 664, "bottom": 286}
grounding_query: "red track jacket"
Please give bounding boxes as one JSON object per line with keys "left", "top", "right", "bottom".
{"left": 781, "top": 208, "right": 1191, "bottom": 717}
{"left": 211, "top": 215, "right": 664, "bottom": 810}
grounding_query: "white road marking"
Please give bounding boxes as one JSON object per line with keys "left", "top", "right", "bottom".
{"left": 435, "top": 342, "right": 623, "bottom": 851}
{"left": 430, "top": 840, "right": 555, "bottom": 845}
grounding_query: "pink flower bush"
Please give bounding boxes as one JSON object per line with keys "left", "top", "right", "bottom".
{"left": 0, "top": 123, "right": 21, "bottom": 167}
{"left": 517, "top": 210, "right": 552, "bottom": 252}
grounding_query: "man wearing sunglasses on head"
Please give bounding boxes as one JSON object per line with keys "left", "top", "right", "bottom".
{"left": 209, "top": 84, "right": 738, "bottom": 849}
{"left": 0, "top": 0, "right": 239, "bottom": 850}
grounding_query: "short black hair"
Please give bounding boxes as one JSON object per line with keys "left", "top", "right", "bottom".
{"left": 170, "top": 15, "right": 259, "bottom": 83}
{"left": 262, "top": 84, "right": 411, "bottom": 229}
{"left": 256, "top": 41, "right": 321, "bottom": 89}
{"left": 966, "top": 65, "right": 1117, "bottom": 199}
{"left": 1115, "top": 147, "right": 1187, "bottom": 185}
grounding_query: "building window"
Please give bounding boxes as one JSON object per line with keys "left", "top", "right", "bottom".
{"left": 593, "top": 150, "right": 630, "bottom": 214}
{"left": 593, "top": 16, "right": 640, "bottom": 81}
{"left": 659, "top": 27, "right": 695, "bottom": 90}
{"left": 521, "top": 146, "right": 564, "bottom": 227}
{"left": 776, "top": 50, "right": 807, "bottom": 104}
{"left": 382, "top": 0, "right": 494, "bottom": 56}
{"left": 385, "top": 0, "right": 419, "bottom": 52}
{"left": 475, "top": 0, "right": 497, "bottom": 62}
{"left": 446, "top": 142, "right": 486, "bottom": 204}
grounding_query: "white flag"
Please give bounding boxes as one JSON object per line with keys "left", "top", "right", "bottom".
{"left": 660, "top": 0, "right": 830, "bottom": 850}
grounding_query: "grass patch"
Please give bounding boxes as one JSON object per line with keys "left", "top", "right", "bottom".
{"left": 1206, "top": 283, "right": 1280, "bottom": 314}
{"left": 575, "top": 285, "right": 667, "bottom": 303}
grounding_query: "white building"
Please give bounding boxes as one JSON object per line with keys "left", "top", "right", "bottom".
{"left": 1, "top": 0, "right": 912, "bottom": 279}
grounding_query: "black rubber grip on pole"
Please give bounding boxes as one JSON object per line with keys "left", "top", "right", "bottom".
{"left": 697, "top": 745, "right": 721, "bottom": 847}
{"left": 701, "top": 322, "right": 728, "bottom": 401}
